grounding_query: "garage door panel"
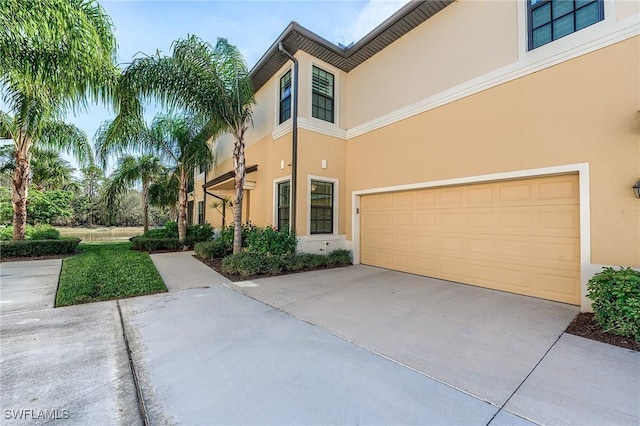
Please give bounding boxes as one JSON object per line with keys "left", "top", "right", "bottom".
{"left": 360, "top": 174, "right": 580, "bottom": 305}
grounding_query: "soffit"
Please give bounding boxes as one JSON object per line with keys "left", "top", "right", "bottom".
{"left": 250, "top": 0, "right": 454, "bottom": 91}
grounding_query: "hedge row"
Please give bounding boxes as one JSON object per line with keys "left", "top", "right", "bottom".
{"left": 130, "top": 237, "right": 207, "bottom": 251}
{"left": 0, "top": 238, "right": 81, "bottom": 259}
{"left": 221, "top": 250, "right": 352, "bottom": 277}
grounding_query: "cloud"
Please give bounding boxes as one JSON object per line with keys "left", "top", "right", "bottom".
{"left": 333, "top": 0, "right": 411, "bottom": 46}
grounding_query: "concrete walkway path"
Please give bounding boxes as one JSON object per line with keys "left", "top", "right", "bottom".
{"left": 150, "top": 251, "right": 229, "bottom": 291}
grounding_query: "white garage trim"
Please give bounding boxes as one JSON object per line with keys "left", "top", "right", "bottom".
{"left": 351, "top": 163, "right": 591, "bottom": 307}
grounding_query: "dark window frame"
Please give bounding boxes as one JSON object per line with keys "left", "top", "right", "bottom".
{"left": 528, "top": 0, "right": 604, "bottom": 50}
{"left": 197, "top": 200, "right": 205, "bottom": 225}
{"left": 310, "top": 180, "right": 334, "bottom": 235}
{"left": 277, "top": 180, "right": 290, "bottom": 231}
{"left": 311, "top": 66, "right": 335, "bottom": 123}
{"left": 279, "top": 70, "right": 292, "bottom": 124}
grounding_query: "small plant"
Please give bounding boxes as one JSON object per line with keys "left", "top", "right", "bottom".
{"left": 194, "top": 239, "right": 230, "bottom": 259}
{"left": 587, "top": 267, "right": 640, "bottom": 341}
{"left": 246, "top": 225, "right": 296, "bottom": 256}
{"left": 327, "top": 249, "right": 352, "bottom": 266}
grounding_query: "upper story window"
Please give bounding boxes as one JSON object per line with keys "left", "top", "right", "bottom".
{"left": 279, "top": 70, "right": 291, "bottom": 124}
{"left": 312, "top": 66, "right": 334, "bottom": 123}
{"left": 529, "top": 0, "right": 604, "bottom": 50}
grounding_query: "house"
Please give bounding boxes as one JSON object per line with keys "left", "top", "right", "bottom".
{"left": 190, "top": 0, "right": 640, "bottom": 311}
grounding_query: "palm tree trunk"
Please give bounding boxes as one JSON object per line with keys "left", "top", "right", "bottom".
{"left": 142, "top": 180, "right": 150, "bottom": 233}
{"left": 232, "top": 126, "right": 247, "bottom": 254}
{"left": 177, "top": 168, "right": 187, "bottom": 242}
{"left": 11, "top": 135, "right": 31, "bottom": 240}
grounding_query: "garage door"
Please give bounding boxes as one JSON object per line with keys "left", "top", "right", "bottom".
{"left": 360, "top": 174, "right": 580, "bottom": 304}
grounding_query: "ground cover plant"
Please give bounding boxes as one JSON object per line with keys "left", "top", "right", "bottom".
{"left": 56, "top": 242, "right": 167, "bottom": 306}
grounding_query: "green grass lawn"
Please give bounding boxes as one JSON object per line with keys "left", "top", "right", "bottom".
{"left": 56, "top": 242, "right": 167, "bottom": 307}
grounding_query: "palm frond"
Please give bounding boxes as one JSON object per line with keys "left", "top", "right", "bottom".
{"left": 38, "top": 121, "right": 94, "bottom": 168}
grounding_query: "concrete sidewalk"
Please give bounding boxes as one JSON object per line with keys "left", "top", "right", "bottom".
{"left": 150, "top": 251, "right": 229, "bottom": 291}
{"left": 0, "top": 260, "right": 140, "bottom": 425}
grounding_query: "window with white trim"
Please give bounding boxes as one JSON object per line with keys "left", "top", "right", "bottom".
{"left": 311, "top": 66, "right": 334, "bottom": 123}
{"left": 528, "top": 0, "right": 604, "bottom": 50}
{"left": 197, "top": 200, "right": 205, "bottom": 225}
{"left": 310, "top": 180, "right": 334, "bottom": 234}
{"left": 277, "top": 180, "right": 290, "bottom": 230}
{"left": 279, "top": 70, "right": 292, "bottom": 124}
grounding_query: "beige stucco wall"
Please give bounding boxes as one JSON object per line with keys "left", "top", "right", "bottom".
{"left": 345, "top": 37, "right": 640, "bottom": 267}
{"left": 345, "top": 0, "right": 519, "bottom": 129}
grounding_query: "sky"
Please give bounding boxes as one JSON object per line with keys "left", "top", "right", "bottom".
{"left": 60, "top": 0, "right": 411, "bottom": 170}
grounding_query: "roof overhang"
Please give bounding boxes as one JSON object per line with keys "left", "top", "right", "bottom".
{"left": 203, "top": 164, "right": 258, "bottom": 191}
{"left": 250, "top": 0, "right": 454, "bottom": 91}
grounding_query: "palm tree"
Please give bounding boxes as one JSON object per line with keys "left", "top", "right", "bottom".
{"left": 104, "top": 154, "right": 165, "bottom": 232}
{"left": 30, "top": 148, "right": 76, "bottom": 192}
{"left": 0, "top": 0, "right": 117, "bottom": 239}
{"left": 114, "top": 36, "right": 254, "bottom": 253}
{"left": 96, "top": 113, "right": 214, "bottom": 241}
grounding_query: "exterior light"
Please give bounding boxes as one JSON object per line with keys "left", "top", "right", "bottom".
{"left": 634, "top": 179, "right": 640, "bottom": 199}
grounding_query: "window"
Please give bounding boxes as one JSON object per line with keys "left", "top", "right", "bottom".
{"left": 197, "top": 200, "right": 205, "bottom": 225}
{"left": 528, "top": 0, "right": 603, "bottom": 50}
{"left": 279, "top": 70, "right": 292, "bottom": 124}
{"left": 187, "top": 201, "right": 194, "bottom": 226}
{"left": 277, "top": 180, "right": 290, "bottom": 230}
{"left": 312, "top": 66, "right": 334, "bottom": 123}
{"left": 310, "top": 180, "right": 333, "bottom": 234}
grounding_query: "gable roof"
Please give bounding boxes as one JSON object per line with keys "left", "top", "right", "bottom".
{"left": 250, "top": 0, "right": 454, "bottom": 91}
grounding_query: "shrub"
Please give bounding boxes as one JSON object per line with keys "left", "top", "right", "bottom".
{"left": 188, "top": 223, "right": 214, "bottom": 241}
{"left": 194, "top": 239, "right": 230, "bottom": 259}
{"left": 130, "top": 237, "right": 184, "bottom": 252}
{"left": 218, "top": 223, "right": 254, "bottom": 250}
{"left": 141, "top": 228, "right": 169, "bottom": 239}
{"left": 327, "top": 249, "right": 352, "bottom": 266}
{"left": 297, "top": 253, "right": 329, "bottom": 268}
{"left": 29, "top": 224, "right": 61, "bottom": 240}
{"left": 587, "top": 267, "right": 640, "bottom": 341}
{"left": 0, "top": 238, "right": 80, "bottom": 258}
{"left": 222, "top": 252, "right": 266, "bottom": 276}
{"left": 0, "top": 224, "right": 61, "bottom": 241}
{"left": 246, "top": 225, "right": 296, "bottom": 256}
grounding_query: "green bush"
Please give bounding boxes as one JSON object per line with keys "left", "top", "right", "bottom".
{"left": 246, "top": 225, "right": 296, "bottom": 256}
{"left": 194, "top": 239, "right": 231, "bottom": 259}
{"left": 29, "top": 224, "right": 61, "bottom": 240}
{"left": 0, "top": 224, "right": 61, "bottom": 241}
{"left": 141, "top": 228, "right": 169, "bottom": 239}
{"left": 130, "top": 237, "right": 184, "bottom": 252}
{"left": 218, "top": 223, "right": 254, "bottom": 250}
{"left": 221, "top": 250, "right": 353, "bottom": 277}
{"left": 188, "top": 223, "right": 214, "bottom": 241}
{"left": 327, "top": 249, "right": 353, "bottom": 266}
{"left": 222, "top": 252, "right": 267, "bottom": 276}
{"left": 587, "top": 267, "right": 640, "bottom": 341}
{"left": 0, "top": 238, "right": 80, "bottom": 258}
{"left": 141, "top": 222, "right": 214, "bottom": 242}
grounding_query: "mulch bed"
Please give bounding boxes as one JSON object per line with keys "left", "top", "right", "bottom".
{"left": 194, "top": 255, "right": 349, "bottom": 282}
{"left": 566, "top": 313, "right": 639, "bottom": 351}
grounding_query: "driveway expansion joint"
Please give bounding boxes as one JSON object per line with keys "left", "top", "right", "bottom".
{"left": 485, "top": 332, "right": 565, "bottom": 426}
{"left": 117, "top": 299, "right": 150, "bottom": 426}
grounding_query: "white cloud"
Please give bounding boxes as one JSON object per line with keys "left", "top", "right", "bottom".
{"left": 333, "top": 0, "right": 412, "bottom": 46}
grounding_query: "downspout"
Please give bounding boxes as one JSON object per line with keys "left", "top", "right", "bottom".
{"left": 278, "top": 42, "right": 298, "bottom": 236}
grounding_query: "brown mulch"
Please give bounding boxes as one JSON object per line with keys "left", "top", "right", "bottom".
{"left": 566, "top": 313, "right": 639, "bottom": 351}
{"left": 194, "top": 255, "right": 349, "bottom": 282}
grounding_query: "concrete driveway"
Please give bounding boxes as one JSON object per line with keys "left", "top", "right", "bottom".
{"left": 2, "top": 257, "right": 639, "bottom": 425}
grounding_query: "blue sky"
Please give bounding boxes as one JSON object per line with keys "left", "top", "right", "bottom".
{"left": 62, "top": 0, "right": 410, "bottom": 169}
